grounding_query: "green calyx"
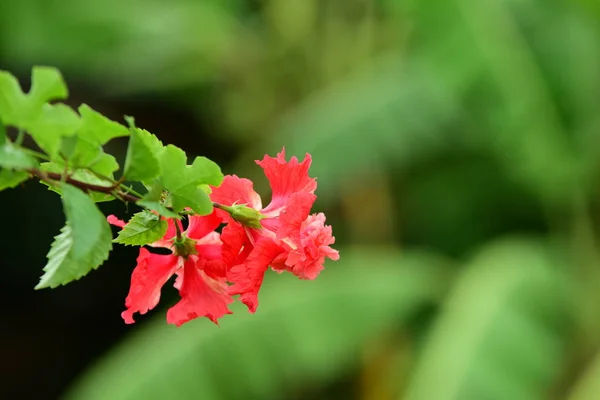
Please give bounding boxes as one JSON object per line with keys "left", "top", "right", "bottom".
{"left": 219, "top": 204, "right": 265, "bottom": 229}
{"left": 173, "top": 235, "right": 198, "bottom": 258}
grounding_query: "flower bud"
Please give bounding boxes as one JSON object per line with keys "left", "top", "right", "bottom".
{"left": 221, "top": 204, "right": 265, "bottom": 229}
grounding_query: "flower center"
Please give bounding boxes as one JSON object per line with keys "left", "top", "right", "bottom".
{"left": 173, "top": 235, "right": 198, "bottom": 258}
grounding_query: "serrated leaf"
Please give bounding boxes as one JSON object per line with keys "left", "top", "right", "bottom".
{"left": 0, "top": 169, "right": 28, "bottom": 191}
{"left": 113, "top": 211, "right": 168, "bottom": 246}
{"left": 137, "top": 183, "right": 180, "bottom": 219}
{"left": 78, "top": 104, "right": 129, "bottom": 145}
{"left": 35, "top": 183, "right": 113, "bottom": 289}
{"left": 158, "top": 145, "right": 220, "bottom": 215}
{"left": 27, "top": 103, "right": 81, "bottom": 157}
{"left": 123, "top": 128, "right": 161, "bottom": 181}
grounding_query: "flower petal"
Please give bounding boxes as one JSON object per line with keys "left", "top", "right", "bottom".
{"left": 121, "top": 248, "right": 179, "bottom": 324}
{"left": 107, "top": 215, "right": 126, "bottom": 228}
{"left": 220, "top": 222, "right": 251, "bottom": 269}
{"left": 186, "top": 210, "right": 221, "bottom": 240}
{"left": 166, "top": 258, "right": 233, "bottom": 326}
{"left": 228, "top": 237, "right": 283, "bottom": 313}
{"left": 276, "top": 191, "right": 317, "bottom": 240}
{"left": 257, "top": 148, "right": 317, "bottom": 214}
{"left": 210, "top": 175, "right": 262, "bottom": 210}
{"left": 283, "top": 213, "right": 339, "bottom": 280}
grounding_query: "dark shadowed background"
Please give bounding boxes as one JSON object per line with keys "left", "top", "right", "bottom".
{"left": 2, "top": 1, "right": 600, "bottom": 399}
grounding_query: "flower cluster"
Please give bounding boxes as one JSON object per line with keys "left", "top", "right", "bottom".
{"left": 108, "top": 149, "right": 339, "bottom": 326}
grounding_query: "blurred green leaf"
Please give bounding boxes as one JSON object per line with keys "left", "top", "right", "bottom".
{"left": 30, "top": 66, "right": 69, "bottom": 104}
{"left": 260, "top": 52, "right": 462, "bottom": 203}
{"left": 403, "top": 237, "right": 574, "bottom": 400}
{"left": 0, "top": 67, "right": 80, "bottom": 156}
{"left": 35, "top": 183, "right": 112, "bottom": 289}
{"left": 0, "top": 169, "right": 28, "bottom": 191}
{"left": 113, "top": 211, "right": 168, "bottom": 246}
{"left": 64, "top": 249, "right": 452, "bottom": 400}
{"left": 454, "top": 0, "right": 578, "bottom": 205}
{"left": 0, "top": 66, "right": 68, "bottom": 126}
{"left": 567, "top": 352, "right": 600, "bottom": 400}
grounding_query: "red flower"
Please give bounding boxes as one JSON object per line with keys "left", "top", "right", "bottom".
{"left": 210, "top": 148, "right": 339, "bottom": 312}
{"left": 107, "top": 211, "right": 233, "bottom": 326}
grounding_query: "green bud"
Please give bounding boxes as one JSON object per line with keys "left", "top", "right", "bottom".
{"left": 221, "top": 204, "right": 265, "bottom": 229}
{"left": 173, "top": 235, "right": 198, "bottom": 258}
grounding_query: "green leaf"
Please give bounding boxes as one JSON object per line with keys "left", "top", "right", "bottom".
{"left": 0, "top": 124, "right": 37, "bottom": 169}
{"left": 113, "top": 211, "right": 168, "bottom": 246}
{"left": 137, "top": 182, "right": 180, "bottom": 219}
{"left": 0, "top": 142, "right": 38, "bottom": 169}
{"left": 0, "top": 71, "right": 26, "bottom": 125}
{"left": 27, "top": 103, "right": 80, "bottom": 157}
{"left": 0, "top": 67, "right": 77, "bottom": 156}
{"left": 89, "top": 152, "right": 120, "bottom": 177}
{"left": 190, "top": 156, "right": 224, "bottom": 187}
{"left": 64, "top": 249, "right": 452, "bottom": 400}
{"left": 0, "top": 169, "right": 29, "bottom": 191}
{"left": 78, "top": 104, "right": 129, "bottom": 145}
{"left": 123, "top": 128, "right": 162, "bottom": 182}
{"left": 29, "top": 66, "right": 69, "bottom": 105}
{"left": 403, "top": 237, "right": 574, "bottom": 400}
{"left": 158, "top": 145, "right": 221, "bottom": 215}
{"left": 35, "top": 183, "right": 113, "bottom": 289}
{"left": 170, "top": 185, "right": 213, "bottom": 215}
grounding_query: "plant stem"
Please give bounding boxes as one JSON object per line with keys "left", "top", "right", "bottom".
{"left": 23, "top": 148, "right": 50, "bottom": 161}
{"left": 28, "top": 167, "right": 231, "bottom": 217}
{"left": 174, "top": 219, "right": 183, "bottom": 240}
{"left": 15, "top": 129, "right": 24, "bottom": 145}
{"left": 28, "top": 168, "right": 140, "bottom": 203}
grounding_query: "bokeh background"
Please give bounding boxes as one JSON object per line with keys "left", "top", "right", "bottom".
{"left": 2, "top": 0, "right": 600, "bottom": 399}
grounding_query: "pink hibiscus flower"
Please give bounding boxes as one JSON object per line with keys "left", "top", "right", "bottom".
{"left": 210, "top": 148, "right": 339, "bottom": 313}
{"left": 107, "top": 211, "right": 233, "bottom": 326}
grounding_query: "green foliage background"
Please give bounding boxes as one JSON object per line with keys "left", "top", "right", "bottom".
{"left": 2, "top": 0, "right": 600, "bottom": 399}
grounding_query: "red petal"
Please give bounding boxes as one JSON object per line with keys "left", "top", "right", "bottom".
{"left": 121, "top": 248, "right": 179, "bottom": 324}
{"left": 220, "top": 222, "right": 251, "bottom": 268}
{"left": 166, "top": 258, "right": 233, "bottom": 326}
{"left": 283, "top": 213, "right": 339, "bottom": 280}
{"left": 257, "top": 148, "right": 317, "bottom": 214}
{"left": 186, "top": 210, "right": 221, "bottom": 240}
{"left": 107, "top": 215, "right": 126, "bottom": 228}
{"left": 210, "top": 175, "right": 262, "bottom": 209}
{"left": 228, "top": 237, "right": 283, "bottom": 313}
{"left": 276, "top": 191, "right": 317, "bottom": 241}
